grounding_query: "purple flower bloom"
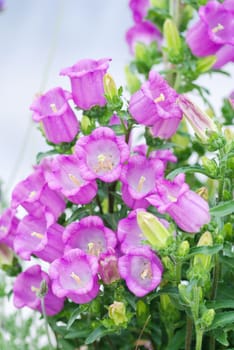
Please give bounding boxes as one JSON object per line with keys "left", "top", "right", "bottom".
{"left": 14, "top": 214, "right": 64, "bottom": 262}
{"left": 118, "top": 247, "right": 163, "bottom": 297}
{"left": 129, "top": 0, "right": 150, "bottom": 22}
{"left": 13, "top": 265, "right": 64, "bottom": 316}
{"left": 60, "top": 58, "right": 111, "bottom": 110}
{"left": 126, "top": 20, "right": 162, "bottom": 54}
{"left": 0, "top": 208, "right": 19, "bottom": 249}
{"left": 30, "top": 87, "right": 79, "bottom": 144}
{"left": 75, "top": 127, "right": 130, "bottom": 182}
{"left": 129, "top": 70, "right": 182, "bottom": 138}
{"left": 11, "top": 168, "right": 65, "bottom": 220}
{"left": 133, "top": 144, "right": 177, "bottom": 166}
{"left": 63, "top": 216, "right": 117, "bottom": 257}
{"left": 0, "top": 0, "right": 5, "bottom": 11}
{"left": 49, "top": 248, "right": 99, "bottom": 304}
{"left": 121, "top": 154, "right": 163, "bottom": 209}
{"left": 213, "top": 44, "right": 234, "bottom": 69}
{"left": 147, "top": 174, "right": 210, "bottom": 233}
{"left": 43, "top": 154, "right": 97, "bottom": 205}
{"left": 99, "top": 249, "right": 120, "bottom": 284}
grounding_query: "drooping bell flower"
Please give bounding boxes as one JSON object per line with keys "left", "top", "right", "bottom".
{"left": 0, "top": 208, "right": 19, "bottom": 249}
{"left": 126, "top": 20, "right": 162, "bottom": 55}
{"left": 133, "top": 144, "right": 177, "bottom": 168}
{"left": 129, "top": 70, "right": 182, "bottom": 139}
{"left": 11, "top": 168, "right": 65, "bottom": 220}
{"left": 120, "top": 154, "right": 164, "bottom": 209}
{"left": 177, "top": 94, "right": 218, "bottom": 142}
{"left": 13, "top": 264, "right": 64, "bottom": 316}
{"left": 14, "top": 214, "right": 65, "bottom": 262}
{"left": 49, "top": 248, "right": 99, "bottom": 304}
{"left": 99, "top": 249, "right": 120, "bottom": 284}
{"left": 75, "top": 127, "right": 130, "bottom": 182}
{"left": 60, "top": 58, "right": 111, "bottom": 110}
{"left": 42, "top": 154, "right": 97, "bottom": 205}
{"left": 30, "top": 87, "right": 79, "bottom": 144}
{"left": 147, "top": 173, "right": 210, "bottom": 233}
{"left": 118, "top": 247, "right": 163, "bottom": 297}
{"left": 63, "top": 216, "right": 117, "bottom": 257}
{"left": 129, "top": 0, "right": 150, "bottom": 22}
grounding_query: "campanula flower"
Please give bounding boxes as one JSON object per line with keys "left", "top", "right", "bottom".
{"left": 30, "top": 87, "right": 79, "bottom": 144}
{"left": 0, "top": 208, "right": 19, "bottom": 249}
{"left": 60, "top": 58, "right": 111, "bottom": 110}
{"left": 13, "top": 265, "right": 64, "bottom": 316}
{"left": 118, "top": 247, "right": 163, "bottom": 297}
{"left": 99, "top": 249, "right": 120, "bottom": 284}
{"left": 75, "top": 127, "right": 130, "bottom": 182}
{"left": 49, "top": 248, "right": 99, "bottom": 304}
{"left": 129, "top": 0, "right": 150, "bottom": 22}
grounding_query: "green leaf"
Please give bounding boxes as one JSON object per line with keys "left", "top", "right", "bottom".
{"left": 65, "top": 329, "right": 90, "bottom": 339}
{"left": 85, "top": 326, "right": 113, "bottom": 345}
{"left": 206, "top": 300, "right": 234, "bottom": 310}
{"left": 186, "top": 244, "right": 223, "bottom": 259}
{"left": 210, "top": 200, "right": 234, "bottom": 217}
{"left": 67, "top": 305, "right": 89, "bottom": 329}
{"left": 36, "top": 149, "right": 59, "bottom": 164}
{"left": 208, "top": 312, "right": 234, "bottom": 330}
{"left": 215, "top": 329, "right": 229, "bottom": 346}
{"left": 166, "top": 165, "right": 219, "bottom": 180}
{"left": 167, "top": 328, "right": 186, "bottom": 350}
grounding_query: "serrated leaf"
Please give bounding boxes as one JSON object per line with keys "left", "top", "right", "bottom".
{"left": 208, "top": 312, "right": 234, "bottom": 330}
{"left": 166, "top": 165, "right": 219, "bottom": 180}
{"left": 85, "top": 326, "right": 112, "bottom": 345}
{"left": 210, "top": 200, "right": 234, "bottom": 217}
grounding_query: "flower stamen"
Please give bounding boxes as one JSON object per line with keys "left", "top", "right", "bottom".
{"left": 31, "top": 231, "right": 44, "bottom": 239}
{"left": 50, "top": 103, "right": 57, "bottom": 113}
{"left": 0, "top": 225, "right": 7, "bottom": 233}
{"left": 212, "top": 23, "right": 224, "bottom": 33}
{"left": 29, "top": 191, "right": 37, "bottom": 198}
{"left": 68, "top": 173, "right": 81, "bottom": 187}
{"left": 137, "top": 176, "right": 146, "bottom": 192}
{"left": 154, "top": 93, "right": 165, "bottom": 103}
{"left": 87, "top": 241, "right": 102, "bottom": 256}
{"left": 141, "top": 263, "right": 152, "bottom": 280}
{"left": 70, "top": 271, "right": 81, "bottom": 284}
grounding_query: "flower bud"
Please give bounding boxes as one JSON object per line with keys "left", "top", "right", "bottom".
{"left": 163, "top": 19, "right": 182, "bottom": 58}
{"left": 177, "top": 95, "right": 218, "bottom": 143}
{"left": 196, "top": 56, "right": 217, "bottom": 74}
{"left": 201, "top": 157, "right": 218, "bottom": 177}
{"left": 177, "top": 240, "right": 190, "bottom": 258}
{"left": 124, "top": 66, "right": 141, "bottom": 94}
{"left": 150, "top": 0, "right": 167, "bottom": 8}
{"left": 137, "top": 211, "right": 171, "bottom": 249}
{"left": 0, "top": 243, "right": 14, "bottom": 267}
{"left": 38, "top": 279, "right": 48, "bottom": 298}
{"left": 200, "top": 309, "right": 215, "bottom": 329}
{"left": 196, "top": 187, "right": 208, "bottom": 201}
{"left": 108, "top": 301, "right": 128, "bottom": 326}
{"left": 135, "top": 42, "right": 148, "bottom": 62}
{"left": 103, "top": 73, "right": 118, "bottom": 100}
{"left": 194, "top": 231, "right": 213, "bottom": 270}
{"left": 81, "top": 115, "right": 92, "bottom": 135}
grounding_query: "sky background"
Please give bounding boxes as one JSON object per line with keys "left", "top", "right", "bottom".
{"left": 0, "top": 0, "right": 233, "bottom": 204}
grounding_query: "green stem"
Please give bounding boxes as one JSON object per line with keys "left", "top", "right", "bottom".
{"left": 195, "top": 329, "right": 203, "bottom": 350}
{"left": 210, "top": 254, "right": 220, "bottom": 300}
{"left": 108, "top": 182, "right": 117, "bottom": 213}
{"left": 41, "top": 297, "right": 54, "bottom": 349}
{"left": 185, "top": 316, "right": 193, "bottom": 350}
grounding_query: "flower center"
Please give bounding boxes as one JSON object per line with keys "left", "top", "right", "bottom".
{"left": 137, "top": 176, "right": 146, "bottom": 192}
{"left": 68, "top": 173, "right": 82, "bottom": 187}
{"left": 140, "top": 262, "right": 152, "bottom": 280}
{"left": 154, "top": 93, "right": 165, "bottom": 103}
{"left": 94, "top": 154, "right": 113, "bottom": 173}
{"left": 87, "top": 241, "right": 103, "bottom": 256}
{"left": 50, "top": 103, "right": 57, "bottom": 113}
{"left": 212, "top": 23, "right": 224, "bottom": 33}
{"left": 31, "top": 231, "right": 44, "bottom": 239}
{"left": 31, "top": 285, "right": 40, "bottom": 293}
{"left": 0, "top": 225, "right": 7, "bottom": 233}
{"left": 70, "top": 271, "right": 81, "bottom": 284}
{"left": 29, "top": 191, "right": 37, "bottom": 198}
{"left": 167, "top": 194, "right": 177, "bottom": 202}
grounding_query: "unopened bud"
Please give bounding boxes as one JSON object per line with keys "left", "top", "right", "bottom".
{"left": 194, "top": 231, "right": 213, "bottom": 270}
{"left": 81, "top": 115, "right": 91, "bottom": 134}
{"left": 177, "top": 240, "right": 190, "bottom": 257}
{"left": 125, "top": 66, "right": 141, "bottom": 94}
{"left": 200, "top": 309, "right": 215, "bottom": 329}
{"left": 196, "top": 187, "right": 208, "bottom": 201}
{"left": 135, "top": 42, "right": 148, "bottom": 62}
{"left": 177, "top": 95, "right": 218, "bottom": 143}
{"left": 196, "top": 56, "right": 217, "bottom": 73}
{"left": 103, "top": 73, "right": 118, "bottom": 100}
{"left": 163, "top": 19, "right": 182, "bottom": 58}
{"left": 108, "top": 301, "right": 128, "bottom": 326}
{"left": 201, "top": 157, "right": 218, "bottom": 177}
{"left": 38, "top": 279, "right": 48, "bottom": 298}
{"left": 150, "top": 0, "right": 167, "bottom": 8}
{"left": 0, "top": 243, "right": 14, "bottom": 267}
{"left": 137, "top": 211, "right": 171, "bottom": 249}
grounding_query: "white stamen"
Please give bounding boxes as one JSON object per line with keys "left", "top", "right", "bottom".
{"left": 154, "top": 93, "right": 165, "bottom": 103}
{"left": 68, "top": 173, "right": 81, "bottom": 187}
{"left": 137, "top": 176, "right": 146, "bottom": 192}
{"left": 50, "top": 103, "right": 57, "bottom": 113}
{"left": 70, "top": 271, "right": 81, "bottom": 284}
{"left": 31, "top": 231, "right": 44, "bottom": 239}
{"left": 212, "top": 23, "right": 224, "bottom": 33}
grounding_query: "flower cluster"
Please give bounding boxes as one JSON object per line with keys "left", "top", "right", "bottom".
{"left": 0, "top": 55, "right": 211, "bottom": 317}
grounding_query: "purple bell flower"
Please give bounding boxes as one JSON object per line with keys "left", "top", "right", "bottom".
{"left": 118, "top": 247, "right": 163, "bottom": 297}
{"left": 129, "top": 70, "right": 182, "bottom": 138}
{"left": 0, "top": 208, "right": 19, "bottom": 249}
{"left": 42, "top": 154, "right": 97, "bottom": 205}
{"left": 129, "top": 0, "right": 150, "bottom": 22}
{"left": 13, "top": 264, "right": 64, "bottom": 316}
{"left": 11, "top": 168, "right": 65, "bottom": 220}
{"left": 60, "top": 58, "right": 111, "bottom": 110}
{"left": 49, "top": 248, "right": 99, "bottom": 304}
{"left": 99, "top": 249, "right": 120, "bottom": 284}
{"left": 120, "top": 154, "right": 164, "bottom": 209}
{"left": 213, "top": 44, "right": 234, "bottom": 68}
{"left": 14, "top": 214, "right": 65, "bottom": 262}
{"left": 63, "top": 216, "right": 117, "bottom": 257}
{"left": 147, "top": 174, "right": 211, "bottom": 233}
{"left": 126, "top": 20, "right": 162, "bottom": 54}
{"left": 75, "top": 127, "right": 130, "bottom": 183}
{"left": 30, "top": 87, "right": 79, "bottom": 144}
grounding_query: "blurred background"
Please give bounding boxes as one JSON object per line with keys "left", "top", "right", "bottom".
{"left": 0, "top": 0, "right": 233, "bottom": 204}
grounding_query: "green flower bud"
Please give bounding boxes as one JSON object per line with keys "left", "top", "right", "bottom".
{"left": 178, "top": 283, "right": 191, "bottom": 306}
{"left": 137, "top": 211, "right": 171, "bottom": 249}
{"left": 200, "top": 308, "right": 215, "bottom": 329}
{"left": 108, "top": 301, "right": 128, "bottom": 326}
{"left": 38, "top": 279, "right": 48, "bottom": 298}
{"left": 160, "top": 294, "right": 180, "bottom": 323}
{"left": 124, "top": 66, "right": 141, "bottom": 94}
{"left": 196, "top": 187, "right": 208, "bottom": 201}
{"left": 103, "top": 73, "right": 118, "bottom": 100}
{"left": 163, "top": 19, "right": 182, "bottom": 58}
{"left": 196, "top": 56, "right": 217, "bottom": 74}
{"left": 135, "top": 42, "right": 148, "bottom": 62}
{"left": 177, "top": 240, "right": 190, "bottom": 257}
{"left": 201, "top": 157, "right": 218, "bottom": 177}
{"left": 194, "top": 231, "right": 213, "bottom": 270}
{"left": 150, "top": 0, "right": 167, "bottom": 8}
{"left": 0, "top": 243, "right": 14, "bottom": 267}
{"left": 81, "top": 115, "right": 91, "bottom": 134}
{"left": 136, "top": 300, "right": 150, "bottom": 326}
